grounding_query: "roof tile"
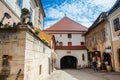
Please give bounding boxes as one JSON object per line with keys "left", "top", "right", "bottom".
{"left": 46, "top": 17, "right": 87, "bottom": 31}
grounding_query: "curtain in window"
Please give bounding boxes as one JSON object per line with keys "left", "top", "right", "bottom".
{"left": 17, "top": 0, "right": 23, "bottom": 9}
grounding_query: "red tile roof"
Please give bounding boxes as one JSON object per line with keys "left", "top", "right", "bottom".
{"left": 45, "top": 17, "right": 88, "bottom": 31}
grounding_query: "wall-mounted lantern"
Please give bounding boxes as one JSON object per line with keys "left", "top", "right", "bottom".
{"left": 105, "top": 46, "right": 112, "bottom": 53}
{"left": 0, "top": 12, "right": 11, "bottom": 27}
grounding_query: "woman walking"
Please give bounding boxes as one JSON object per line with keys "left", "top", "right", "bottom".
{"left": 92, "top": 56, "right": 98, "bottom": 71}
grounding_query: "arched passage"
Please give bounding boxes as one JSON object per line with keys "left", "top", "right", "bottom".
{"left": 61, "top": 56, "right": 77, "bottom": 69}
{"left": 103, "top": 53, "right": 111, "bottom": 65}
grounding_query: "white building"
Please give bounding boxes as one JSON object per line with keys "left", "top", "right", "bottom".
{"left": 45, "top": 17, "right": 88, "bottom": 69}
{"left": 0, "top": 0, "right": 45, "bottom": 30}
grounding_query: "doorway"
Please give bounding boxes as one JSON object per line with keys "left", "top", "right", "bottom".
{"left": 61, "top": 56, "right": 77, "bottom": 69}
{"left": 103, "top": 53, "right": 111, "bottom": 65}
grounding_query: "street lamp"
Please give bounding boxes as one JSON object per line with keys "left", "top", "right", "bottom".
{"left": 0, "top": 12, "right": 11, "bottom": 27}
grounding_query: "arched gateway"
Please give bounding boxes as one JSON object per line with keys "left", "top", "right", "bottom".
{"left": 61, "top": 56, "right": 77, "bottom": 69}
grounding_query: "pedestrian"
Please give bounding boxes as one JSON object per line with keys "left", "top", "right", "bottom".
{"left": 92, "top": 56, "right": 98, "bottom": 72}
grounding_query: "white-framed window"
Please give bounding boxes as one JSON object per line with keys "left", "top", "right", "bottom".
{"left": 30, "top": 8, "right": 33, "bottom": 22}
{"left": 113, "top": 18, "right": 120, "bottom": 31}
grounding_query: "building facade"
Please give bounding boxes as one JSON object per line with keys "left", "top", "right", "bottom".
{"left": 0, "top": 25, "right": 53, "bottom": 80}
{"left": 0, "top": 0, "right": 54, "bottom": 80}
{"left": 85, "top": 12, "right": 113, "bottom": 70}
{"left": 0, "top": 0, "right": 45, "bottom": 30}
{"left": 85, "top": 0, "right": 120, "bottom": 72}
{"left": 107, "top": 0, "right": 120, "bottom": 72}
{"left": 45, "top": 17, "right": 88, "bottom": 69}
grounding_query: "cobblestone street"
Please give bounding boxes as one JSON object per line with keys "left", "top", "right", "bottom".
{"left": 45, "top": 69, "right": 120, "bottom": 80}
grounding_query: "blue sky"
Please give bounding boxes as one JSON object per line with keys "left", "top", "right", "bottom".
{"left": 41, "top": 0, "right": 117, "bottom": 29}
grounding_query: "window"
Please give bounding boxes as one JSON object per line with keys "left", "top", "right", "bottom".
{"left": 68, "top": 42, "right": 72, "bottom": 46}
{"left": 30, "top": 8, "right": 33, "bottom": 22}
{"left": 38, "top": 9, "right": 41, "bottom": 24}
{"left": 43, "top": 47, "right": 45, "bottom": 53}
{"left": 93, "top": 34, "right": 97, "bottom": 44}
{"left": 101, "top": 29, "right": 106, "bottom": 41}
{"left": 39, "top": 65, "right": 42, "bottom": 75}
{"left": 68, "top": 34, "right": 71, "bottom": 38}
{"left": 39, "top": 9, "right": 41, "bottom": 19}
{"left": 17, "top": 0, "right": 23, "bottom": 9}
{"left": 90, "top": 38, "right": 92, "bottom": 46}
{"left": 113, "top": 18, "right": 120, "bottom": 31}
{"left": 59, "top": 42, "right": 63, "bottom": 46}
{"left": 48, "top": 58, "right": 50, "bottom": 74}
{"left": 81, "top": 42, "right": 84, "bottom": 46}
{"left": 82, "top": 54, "right": 85, "bottom": 61}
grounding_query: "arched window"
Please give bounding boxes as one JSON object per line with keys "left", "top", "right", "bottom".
{"left": 59, "top": 42, "right": 63, "bottom": 46}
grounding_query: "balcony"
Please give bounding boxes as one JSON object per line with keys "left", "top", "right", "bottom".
{"left": 55, "top": 46, "right": 87, "bottom": 50}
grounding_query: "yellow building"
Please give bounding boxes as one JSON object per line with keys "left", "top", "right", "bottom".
{"left": 85, "top": 12, "right": 112, "bottom": 70}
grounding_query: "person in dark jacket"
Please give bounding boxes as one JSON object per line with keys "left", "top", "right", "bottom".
{"left": 92, "top": 56, "right": 98, "bottom": 71}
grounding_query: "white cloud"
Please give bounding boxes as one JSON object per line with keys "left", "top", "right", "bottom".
{"left": 46, "top": 8, "right": 64, "bottom": 19}
{"left": 88, "top": 0, "right": 117, "bottom": 9}
{"left": 43, "top": 0, "right": 117, "bottom": 29}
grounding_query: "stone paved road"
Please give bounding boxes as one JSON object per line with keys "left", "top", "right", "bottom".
{"left": 45, "top": 69, "right": 120, "bottom": 80}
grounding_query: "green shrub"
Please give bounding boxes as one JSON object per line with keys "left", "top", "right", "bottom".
{"left": 4, "top": 23, "right": 11, "bottom": 28}
{"left": 35, "top": 30, "right": 39, "bottom": 35}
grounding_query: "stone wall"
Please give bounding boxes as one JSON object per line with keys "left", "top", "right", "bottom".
{"left": 24, "top": 28, "right": 52, "bottom": 80}
{"left": 0, "top": 28, "right": 25, "bottom": 80}
{"left": 0, "top": 25, "right": 52, "bottom": 80}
